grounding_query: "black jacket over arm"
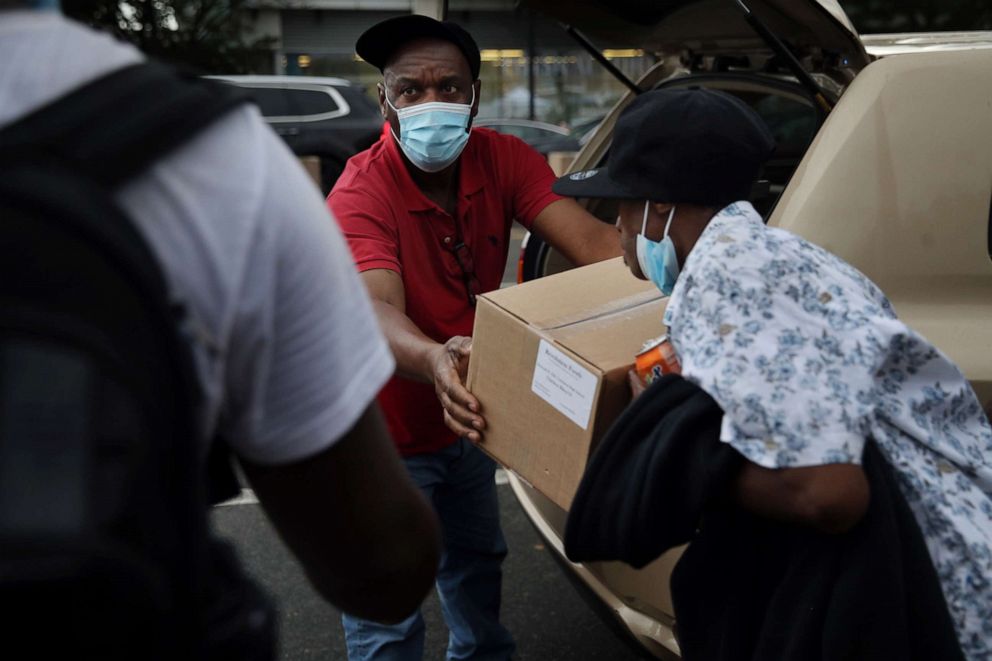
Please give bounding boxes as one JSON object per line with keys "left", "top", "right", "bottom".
{"left": 564, "top": 374, "right": 962, "bottom": 661}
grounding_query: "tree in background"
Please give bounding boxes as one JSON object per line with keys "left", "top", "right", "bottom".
{"left": 842, "top": 0, "right": 992, "bottom": 32}
{"left": 63, "top": 0, "right": 273, "bottom": 73}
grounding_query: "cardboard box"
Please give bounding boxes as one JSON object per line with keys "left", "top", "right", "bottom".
{"left": 467, "top": 257, "right": 668, "bottom": 510}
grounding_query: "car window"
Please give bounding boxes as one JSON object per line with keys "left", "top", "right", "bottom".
{"left": 488, "top": 124, "right": 529, "bottom": 140}
{"left": 481, "top": 123, "right": 568, "bottom": 142}
{"left": 588, "top": 83, "right": 817, "bottom": 222}
{"left": 248, "top": 87, "right": 341, "bottom": 119}
{"left": 335, "top": 87, "right": 381, "bottom": 119}
{"left": 654, "top": 78, "right": 819, "bottom": 161}
{"left": 735, "top": 92, "right": 817, "bottom": 158}
{"left": 518, "top": 125, "right": 566, "bottom": 141}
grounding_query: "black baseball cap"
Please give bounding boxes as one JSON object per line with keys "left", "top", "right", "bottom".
{"left": 553, "top": 88, "right": 776, "bottom": 207}
{"left": 356, "top": 15, "right": 482, "bottom": 80}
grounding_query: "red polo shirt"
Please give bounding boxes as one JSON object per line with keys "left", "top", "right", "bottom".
{"left": 328, "top": 128, "right": 561, "bottom": 456}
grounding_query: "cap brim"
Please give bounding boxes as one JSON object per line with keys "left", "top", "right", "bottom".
{"left": 356, "top": 15, "right": 478, "bottom": 77}
{"left": 552, "top": 167, "right": 640, "bottom": 199}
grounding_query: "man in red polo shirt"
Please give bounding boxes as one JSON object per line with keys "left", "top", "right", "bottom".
{"left": 328, "top": 15, "right": 621, "bottom": 660}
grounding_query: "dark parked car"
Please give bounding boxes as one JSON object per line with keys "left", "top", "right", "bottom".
{"left": 207, "top": 75, "right": 382, "bottom": 194}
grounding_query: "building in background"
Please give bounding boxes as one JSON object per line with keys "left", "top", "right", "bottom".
{"left": 241, "top": 0, "right": 656, "bottom": 127}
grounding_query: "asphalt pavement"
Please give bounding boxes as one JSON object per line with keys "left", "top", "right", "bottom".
{"left": 211, "top": 479, "right": 652, "bottom": 660}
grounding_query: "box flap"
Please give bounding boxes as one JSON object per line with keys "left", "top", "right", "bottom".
{"left": 481, "top": 257, "right": 660, "bottom": 329}
{"left": 550, "top": 297, "right": 669, "bottom": 368}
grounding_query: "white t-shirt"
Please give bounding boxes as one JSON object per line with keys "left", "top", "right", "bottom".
{"left": 0, "top": 11, "right": 395, "bottom": 465}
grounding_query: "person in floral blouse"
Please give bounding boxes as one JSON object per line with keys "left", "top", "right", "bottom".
{"left": 553, "top": 87, "right": 992, "bottom": 659}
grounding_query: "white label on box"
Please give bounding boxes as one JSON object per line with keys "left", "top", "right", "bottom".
{"left": 531, "top": 339, "right": 597, "bottom": 430}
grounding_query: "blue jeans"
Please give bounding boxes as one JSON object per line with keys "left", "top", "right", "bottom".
{"left": 341, "top": 439, "right": 515, "bottom": 661}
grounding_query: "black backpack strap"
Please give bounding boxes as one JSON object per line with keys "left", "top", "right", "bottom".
{"left": 0, "top": 61, "right": 249, "bottom": 188}
{"left": 0, "top": 60, "right": 250, "bottom": 505}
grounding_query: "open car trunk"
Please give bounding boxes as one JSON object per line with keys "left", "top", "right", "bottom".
{"left": 526, "top": 0, "right": 870, "bottom": 86}
{"left": 510, "top": 4, "right": 992, "bottom": 656}
{"left": 524, "top": 63, "right": 827, "bottom": 281}
{"left": 517, "top": 0, "right": 871, "bottom": 282}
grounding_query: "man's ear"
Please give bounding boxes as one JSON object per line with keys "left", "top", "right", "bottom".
{"left": 377, "top": 82, "right": 388, "bottom": 120}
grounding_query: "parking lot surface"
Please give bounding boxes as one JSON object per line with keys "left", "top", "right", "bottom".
{"left": 212, "top": 476, "right": 651, "bottom": 660}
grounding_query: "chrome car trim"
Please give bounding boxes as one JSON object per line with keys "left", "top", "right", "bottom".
{"left": 207, "top": 79, "right": 352, "bottom": 124}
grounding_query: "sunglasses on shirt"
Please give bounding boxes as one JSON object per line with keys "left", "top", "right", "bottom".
{"left": 447, "top": 239, "right": 481, "bottom": 307}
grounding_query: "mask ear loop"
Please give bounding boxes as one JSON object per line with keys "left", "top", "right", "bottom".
{"left": 641, "top": 202, "right": 677, "bottom": 239}
{"left": 663, "top": 205, "right": 677, "bottom": 239}
{"left": 465, "top": 85, "right": 476, "bottom": 135}
{"left": 382, "top": 87, "right": 401, "bottom": 142}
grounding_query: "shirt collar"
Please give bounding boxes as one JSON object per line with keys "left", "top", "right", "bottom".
{"left": 458, "top": 131, "right": 486, "bottom": 197}
{"left": 704, "top": 200, "right": 763, "bottom": 233}
{"left": 663, "top": 200, "right": 762, "bottom": 327}
{"left": 687, "top": 201, "right": 763, "bottom": 255}
{"left": 384, "top": 130, "right": 485, "bottom": 214}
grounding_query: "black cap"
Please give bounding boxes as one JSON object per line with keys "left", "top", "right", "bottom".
{"left": 356, "top": 15, "right": 481, "bottom": 80}
{"left": 553, "top": 88, "right": 775, "bottom": 207}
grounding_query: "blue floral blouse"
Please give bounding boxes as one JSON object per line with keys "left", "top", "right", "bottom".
{"left": 664, "top": 201, "right": 992, "bottom": 659}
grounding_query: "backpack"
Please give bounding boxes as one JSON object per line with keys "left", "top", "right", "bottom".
{"left": 0, "top": 61, "right": 275, "bottom": 660}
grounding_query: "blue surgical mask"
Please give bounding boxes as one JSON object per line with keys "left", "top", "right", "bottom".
{"left": 635, "top": 202, "right": 680, "bottom": 296}
{"left": 385, "top": 87, "right": 474, "bottom": 173}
